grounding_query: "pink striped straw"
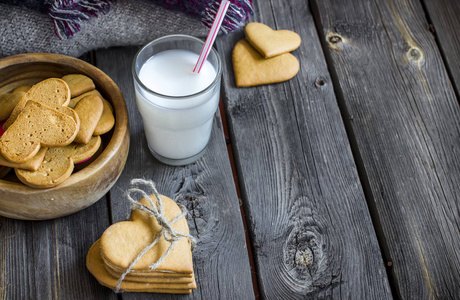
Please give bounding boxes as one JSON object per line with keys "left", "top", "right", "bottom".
{"left": 193, "top": 0, "right": 230, "bottom": 74}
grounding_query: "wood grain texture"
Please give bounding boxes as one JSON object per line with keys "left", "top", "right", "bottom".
{"left": 312, "top": 0, "right": 460, "bottom": 298}
{"left": 422, "top": 0, "right": 460, "bottom": 97}
{"left": 217, "top": 0, "right": 392, "bottom": 298}
{"left": 0, "top": 199, "right": 116, "bottom": 300}
{"left": 94, "top": 47, "right": 254, "bottom": 299}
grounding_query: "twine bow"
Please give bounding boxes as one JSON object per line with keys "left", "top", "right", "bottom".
{"left": 114, "top": 179, "right": 197, "bottom": 293}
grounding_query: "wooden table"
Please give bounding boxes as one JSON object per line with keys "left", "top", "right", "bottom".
{"left": 2, "top": 0, "right": 460, "bottom": 298}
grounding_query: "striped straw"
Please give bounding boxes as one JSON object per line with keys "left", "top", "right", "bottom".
{"left": 193, "top": 0, "right": 230, "bottom": 74}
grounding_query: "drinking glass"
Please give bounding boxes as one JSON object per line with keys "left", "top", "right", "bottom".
{"left": 132, "top": 35, "right": 222, "bottom": 166}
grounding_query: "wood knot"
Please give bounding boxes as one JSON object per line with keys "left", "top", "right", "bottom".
{"left": 329, "top": 35, "right": 342, "bottom": 44}
{"left": 283, "top": 221, "right": 325, "bottom": 280}
{"left": 326, "top": 32, "right": 345, "bottom": 51}
{"left": 296, "top": 249, "right": 313, "bottom": 267}
{"left": 173, "top": 167, "right": 207, "bottom": 237}
{"left": 410, "top": 48, "right": 421, "bottom": 60}
{"left": 407, "top": 47, "right": 423, "bottom": 62}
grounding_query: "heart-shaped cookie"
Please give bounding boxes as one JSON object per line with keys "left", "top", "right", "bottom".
{"left": 100, "top": 195, "right": 193, "bottom": 275}
{"left": 87, "top": 194, "right": 196, "bottom": 293}
{"left": 94, "top": 98, "right": 115, "bottom": 136}
{"left": 87, "top": 240, "right": 195, "bottom": 293}
{"left": 0, "top": 120, "right": 48, "bottom": 172}
{"left": 69, "top": 90, "right": 115, "bottom": 136}
{"left": 0, "top": 166, "right": 10, "bottom": 179}
{"left": 0, "top": 91, "right": 25, "bottom": 121}
{"left": 0, "top": 100, "right": 79, "bottom": 163}
{"left": 61, "top": 74, "right": 95, "bottom": 98}
{"left": 11, "top": 85, "right": 31, "bottom": 93}
{"left": 233, "top": 39, "right": 300, "bottom": 87}
{"left": 73, "top": 94, "right": 103, "bottom": 144}
{"left": 15, "top": 135, "right": 101, "bottom": 188}
{"left": 4, "top": 78, "right": 70, "bottom": 130}
{"left": 0, "top": 147, "right": 47, "bottom": 171}
{"left": 245, "top": 22, "right": 301, "bottom": 58}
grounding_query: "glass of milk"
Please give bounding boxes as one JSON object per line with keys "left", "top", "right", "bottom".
{"left": 132, "top": 35, "right": 222, "bottom": 166}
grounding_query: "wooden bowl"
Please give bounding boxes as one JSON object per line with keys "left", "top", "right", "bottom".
{"left": 0, "top": 53, "right": 129, "bottom": 220}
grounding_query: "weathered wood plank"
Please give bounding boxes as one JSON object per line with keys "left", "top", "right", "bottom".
{"left": 0, "top": 194, "right": 114, "bottom": 299}
{"left": 0, "top": 53, "right": 115, "bottom": 300}
{"left": 312, "top": 0, "right": 460, "bottom": 298}
{"left": 217, "top": 0, "right": 392, "bottom": 298}
{"left": 422, "top": 0, "right": 460, "bottom": 97}
{"left": 94, "top": 46, "right": 254, "bottom": 299}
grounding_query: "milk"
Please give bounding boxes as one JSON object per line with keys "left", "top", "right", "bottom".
{"left": 139, "top": 50, "right": 216, "bottom": 97}
{"left": 135, "top": 49, "right": 220, "bottom": 161}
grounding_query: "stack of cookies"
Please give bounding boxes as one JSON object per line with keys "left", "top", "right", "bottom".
{"left": 87, "top": 193, "right": 197, "bottom": 294}
{"left": 0, "top": 75, "right": 115, "bottom": 188}
{"left": 233, "top": 22, "right": 302, "bottom": 87}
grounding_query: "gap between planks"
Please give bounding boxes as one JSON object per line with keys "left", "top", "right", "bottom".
{"left": 218, "top": 98, "right": 260, "bottom": 300}
{"left": 418, "top": 0, "right": 460, "bottom": 105}
{"left": 308, "top": 1, "right": 400, "bottom": 299}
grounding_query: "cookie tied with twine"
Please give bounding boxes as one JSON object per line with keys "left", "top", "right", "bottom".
{"left": 86, "top": 179, "right": 197, "bottom": 294}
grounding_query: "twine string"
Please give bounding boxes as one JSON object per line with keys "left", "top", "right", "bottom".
{"left": 114, "top": 179, "right": 197, "bottom": 293}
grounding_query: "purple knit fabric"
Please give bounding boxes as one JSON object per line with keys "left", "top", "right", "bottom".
{"left": 0, "top": 0, "right": 253, "bottom": 39}
{"left": 203, "top": 0, "right": 253, "bottom": 33}
{"left": 0, "top": 0, "right": 215, "bottom": 58}
{"left": 143, "top": 0, "right": 254, "bottom": 34}
{"left": 151, "top": 0, "right": 208, "bottom": 16}
{"left": 46, "top": 0, "right": 113, "bottom": 39}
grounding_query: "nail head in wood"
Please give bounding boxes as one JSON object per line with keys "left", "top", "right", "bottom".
{"left": 315, "top": 78, "right": 326, "bottom": 87}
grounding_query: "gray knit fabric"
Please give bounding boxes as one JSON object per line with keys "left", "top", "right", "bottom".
{"left": 0, "top": 0, "right": 210, "bottom": 58}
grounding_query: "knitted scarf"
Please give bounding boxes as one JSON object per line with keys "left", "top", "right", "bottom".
{"left": 1, "top": 0, "right": 253, "bottom": 39}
